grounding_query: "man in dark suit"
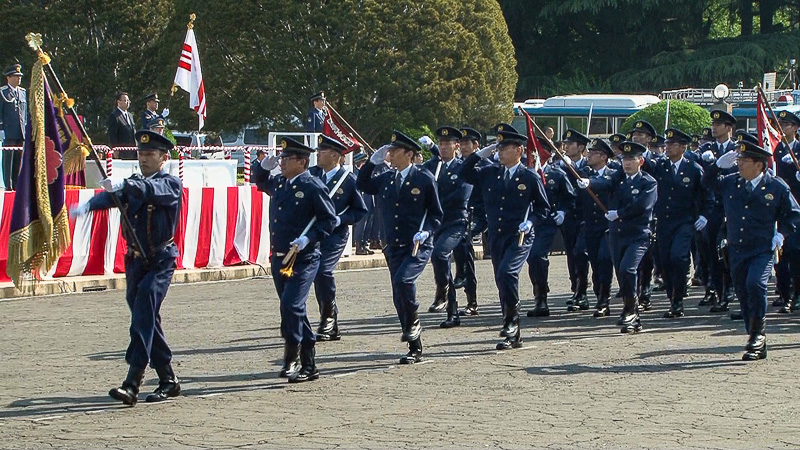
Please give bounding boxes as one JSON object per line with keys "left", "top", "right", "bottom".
{"left": 107, "top": 92, "right": 137, "bottom": 159}
{"left": 0, "top": 64, "right": 27, "bottom": 190}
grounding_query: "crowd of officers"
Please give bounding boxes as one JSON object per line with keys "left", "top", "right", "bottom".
{"left": 71, "top": 107, "right": 800, "bottom": 405}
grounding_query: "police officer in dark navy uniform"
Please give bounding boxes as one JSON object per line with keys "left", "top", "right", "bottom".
{"left": 700, "top": 110, "right": 739, "bottom": 313}
{"left": 352, "top": 152, "right": 376, "bottom": 255}
{"left": 651, "top": 128, "right": 713, "bottom": 318}
{"left": 574, "top": 139, "right": 617, "bottom": 317}
{"left": 705, "top": 140, "right": 800, "bottom": 360}
{"left": 775, "top": 110, "right": 800, "bottom": 312}
{"left": 71, "top": 130, "right": 183, "bottom": 405}
{"left": 305, "top": 91, "right": 326, "bottom": 133}
{"left": 599, "top": 141, "right": 657, "bottom": 333}
{"left": 140, "top": 92, "right": 169, "bottom": 129}
{"left": 608, "top": 133, "right": 625, "bottom": 171}
{"left": 452, "top": 126, "right": 488, "bottom": 316}
{"left": 308, "top": 135, "right": 368, "bottom": 340}
{"left": 526, "top": 149, "right": 576, "bottom": 317}
{"left": 557, "top": 129, "right": 589, "bottom": 308}
{"left": 462, "top": 127, "right": 550, "bottom": 350}
{"left": 422, "top": 126, "right": 473, "bottom": 328}
{"left": 357, "top": 131, "right": 443, "bottom": 364}
{"left": 253, "top": 137, "right": 337, "bottom": 382}
{"left": 1, "top": 64, "right": 26, "bottom": 190}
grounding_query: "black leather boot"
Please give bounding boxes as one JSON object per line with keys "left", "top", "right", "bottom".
{"left": 399, "top": 337, "right": 423, "bottom": 364}
{"left": 279, "top": 342, "right": 301, "bottom": 378}
{"left": 699, "top": 286, "right": 716, "bottom": 306}
{"left": 779, "top": 291, "right": 800, "bottom": 314}
{"left": 664, "top": 294, "right": 685, "bottom": 319}
{"left": 639, "top": 284, "right": 653, "bottom": 311}
{"left": 497, "top": 305, "right": 523, "bottom": 349}
{"left": 401, "top": 311, "right": 422, "bottom": 342}
{"left": 428, "top": 285, "right": 447, "bottom": 312}
{"left": 593, "top": 284, "right": 611, "bottom": 318}
{"left": 109, "top": 365, "right": 146, "bottom": 406}
{"left": 711, "top": 285, "right": 734, "bottom": 312}
{"left": 568, "top": 277, "right": 589, "bottom": 312}
{"left": 440, "top": 287, "right": 461, "bottom": 328}
{"left": 145, "top": 364, "right": 181, "bottom": 402}
{"left": 459, "top": 291, "right": 479, "bottom": 316}
{"left": 317, "top": 313, "right": 341, "bottom": 341}
{"left": 527, "top": 291, "right": 550, "bottom": 317}
{"left": 619, "top": 296, "right": 642, "bottom": 334}
{"left": 742, "top": 317, "right": 767, "bottom": 361}
{"left": 289, "top": 345, "right": 320, "bottom": 382}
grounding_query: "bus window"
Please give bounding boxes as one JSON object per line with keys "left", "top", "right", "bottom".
{"left": 564, "top": 117, "right": 588, "bottom": 135}
{"left": 589, "top": 117, "right": 610, "bottom": 136}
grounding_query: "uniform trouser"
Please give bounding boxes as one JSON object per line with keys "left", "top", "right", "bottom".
{"left": 730, "top": 248, "right": 774, "bottom": 334}
{"left": 313, "top": 228, "right": 349, "bottom": 319}
{"left": 383, "top": 243, "right": 433, "bottom": 332}
{"left": 609, "top": 231, "right": 650, "bottom": 298}
{"left": 696, "top": 229, "right": 714, "bottom": 287}
{"left": 657, "top": 222, "right": 694, "bottom": 300}
{"left": 271, "top": 252, "right": 319, "bottom": 347}
{"left": 124, "top": 253, "right": 176, "bottom": 369}
{"left": 527, "top": 221, "right": 558, "bottom": 291}
{"left": 575, "top": 226, "right": 613, "bottom": 296}
{"left": 354, "top": 195, "right": 374, "bottom": 245}
{"left": 637, "top": 241, "right": 654, "bottom": 292}
{"left": 704, "top": 210, "right": 731, "bottom": 295}
{"left": 489, "top": 232, "right": 533, "bottom": 315}
{"left": 560, "top": 214, "right": 580, "bottom": 291}
{"left": 452, "top": 235, "right": 478, "bottom": 296}
{"left": 2, "top": 140, "right": 23, "bottom": 190}
{"left": 776, "top": 231, "right": 800, "bottom": 296}
{"left": 691, "top": 233, "right": 704, "bottom": 281}
{"left": 431, "top": 224, "right": 467, "bottom": 311}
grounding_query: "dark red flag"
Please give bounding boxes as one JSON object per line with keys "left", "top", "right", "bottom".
{"left": 322, "top": 107, "right": 362, "bottom": 154}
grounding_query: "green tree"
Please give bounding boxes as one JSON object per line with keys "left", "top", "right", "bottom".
{"left": 621, "top": 100, "right": 712, "bottom": 136}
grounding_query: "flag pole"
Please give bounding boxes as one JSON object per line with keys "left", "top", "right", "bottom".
{"left": 325, "top": 102, "right": 374, "bottom": 153}
{"left": 756, "top": 83, "right": 800, "bottom": 172}
{"left": 529, "top": 117, "right": 608, "bottom": 213}
{"left": 25, "top": 33, "right": 150, "bottom": 267}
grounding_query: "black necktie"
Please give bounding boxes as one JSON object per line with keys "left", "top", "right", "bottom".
{"left": 746, "top": 182, "right": 754, "bottom": 193}
{"left": 395, "top": 172, "right": 403, "bottom": 195}
{"left": 673, "top": 163, "right": 678, "bottom": 175}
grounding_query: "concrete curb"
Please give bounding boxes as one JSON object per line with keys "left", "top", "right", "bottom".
{"left": 0, "top": 248, "right": 486, "bottom": 300}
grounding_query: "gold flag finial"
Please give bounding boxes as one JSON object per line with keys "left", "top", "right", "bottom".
{"left": 188, "top": 13, "right": 196, "bottom": 29}
{"left": 25, "top": 33, "right": 50, "bottom": 64}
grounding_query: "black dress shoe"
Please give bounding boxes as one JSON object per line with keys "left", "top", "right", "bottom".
{"left": 619, "top": 314, "right": 642, "bottom": 333}
{"left": 663, "top": 309, "right": 685, "bottom": 319}
{"left": 593, "top": 305, "right": 610, "bottom": 318}
{"left": 567, "top": 293, "right": 589, "bottom": 312}
{"left": 639, "top": 297, "right": 652, "bottom": 311}
{"left": 440, "top": 315, "right": 461, "bottom": 328}
{"left": 496, "top": 336, "right": 523, "bottom": 350}
{"left": 399, "top": 338, "right": 423, "bottom": 364}
{"left": 527, "top": 296, "right": 550, "bottom": 317}
{"left": 458, "top": 305, "right": 479, "bottom": 316}
{"left": 730, "top": 312, "right": 743, "bottom": 320}
{"left": 145, "top": 364, "right": 181, "bottom": 403}
{"left": 109, "top": 366, "right": 146, "bottom": 406}
{"left": 289, "top": 345, "right": 320, "bottom": 382}
{"left": 709, "top": 301, "right": 729, "bottom": 312}
{"left": 698, "top": 289, "right": 716, "bottom": 306}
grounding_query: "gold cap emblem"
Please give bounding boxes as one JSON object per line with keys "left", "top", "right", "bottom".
{"left": 566, "top": 131, "right": 573, "bottom": 138}
{"left": 636, "top": 121, "right": 642, "bottom": 127}
{"left": 666, "top": 130, "right": 674, "bottom": 138}
{"left": 318, "top": 136, "right": 323, "bottom": 145}
{"left": 497, "top": 134, "right": 504, "bottom": 142}
{"left": 281, "top": 139, "right": 287, "bottom": 149}
{"left": 712, "top": 111, "right": 720, "bottom": 119}
{"left": 624, "top": 144, "right": 631, "bottom": 152}
{"left": 780, "top": 111, "right": 787, "bottom": 118}
{"left": 391, "top": 133, "right": 397, "bottom": 142}
{"left": 140, "top": 134, "right": 150, "bottom": 144}
{"left": 442, "top": 129, "right": 448, "bottom": 136}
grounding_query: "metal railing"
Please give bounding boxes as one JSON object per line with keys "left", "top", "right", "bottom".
{"left": 659, "top": 88, "right": 794, "bottom": 105}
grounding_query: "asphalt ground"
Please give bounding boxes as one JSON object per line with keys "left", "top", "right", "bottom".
{"left": 1, "top": 255, "right": 799, "bottom": 449}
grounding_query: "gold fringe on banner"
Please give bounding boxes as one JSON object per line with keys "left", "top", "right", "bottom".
{"left": 6, "top": 58, "right": 71, "bottom": 290}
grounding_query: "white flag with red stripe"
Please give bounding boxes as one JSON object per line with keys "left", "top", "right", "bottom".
{"left": 174, "top": 28, "right": 206, "bottom": 130}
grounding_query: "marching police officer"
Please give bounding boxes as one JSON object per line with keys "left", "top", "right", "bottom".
{"left": 651, "top": 129, "right": 713, "bottom": 318}
{"left": 1, "top": 64, "right": 26, "bottom": 190}
{"left": 592, "top": 141, "right": 657, "bottom": 333}
{"left": 356, "top": 131, "right": 443, "bottom": 364}
{"left": 704, "top": 141, "right": 800, "bottom": 360}
{"left": 608, "top": 133, "right": 626, "bottom": 170}
{"left": 305, "top": 91, "right": 326, "bottom": 132}
{"left": 574, "top": 139, "right": 617, "bottom": 317}
{"left": 462, "top": 127, "right": 550, "bottom": 350}
{"left": 557, "top": 129, "right": 589, "bottom": 307}
{"left": 526, "top": 149, "right": 576, "bottom": 316}
{"left": 452, "top": 127, "right": 489, "bottom": 316}
{"left": 309, "top": 135, "right": 368, "bottom": 340}
{"left": 352, "top": 152, "right": 376, "bottom": 255}
{"left": 253, "top": 137, "right": 337, "bottom": 382}
{"left": 71, "top": 130, "right": 183, "bottom": 405}
{"left": 776, "top": 110, "right": 800, "bottom": 313}
{"left": 422, "top": 126, "right": 473, "bottom": 328}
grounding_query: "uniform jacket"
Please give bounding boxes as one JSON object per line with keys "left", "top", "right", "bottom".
{"left": 253, "top": 167, "right": 337, "bottom": 255}
{"left": 0, "top": 85, "right": 27, "bottom": 140}
{"left": 541, "top": 163, "right": 576, "bottom": 224}
{"left": 421, "top": 156, "right": 473, "bottom": 229}
{"left": 356, "top": 161, "right": 443, "bottom": 247}
{"left": 88, "top": 171, "right": 182, "bottom": 259}
{"left": 309, "top": 165, "right": 368, "bottom": 234}
{"left": 304, "top": 108, "right": 325, "bottom": 132}
{"left": 107, "top": 108, "right": 136, "bottom": 147}
{"left": 141, "top": 109, "right": 159, "bottom": 129}
{"left": 578, "top": 165, "right": 618, "bottom": 232}
{"left": 605, "top": 170, "right": 658, "bottom": 237}
{"left": 651, "top": 156, "right": 713, "bottom": 226}
{"left": 461, "top": 153, "right": 550, "bottom": 238}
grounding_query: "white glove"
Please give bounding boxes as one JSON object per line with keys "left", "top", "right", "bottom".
{"left": 413, "top": 231, "right": 430, "bottom": 244}
{"left": 518, "top": 220, "right": 533, "bottom": 234}
{"left": 559, "top": 153, "right": 572, "bottom": 165}
{"left": 701, "top": 150, "right": 715, "bottom": 163}
{"left": 99, "top": 177, "right": 125, "bottom": 193}
{"left": 334, "top": 216, "right": 342, "bottom": 228}
{"left": 290, "top": 236, "right": 310, "bottom": 251}
{"left": 576, "top": 178, "right": 590, "bottom": 190}
{"left": 605, "top": 210, "right": 619, "bottom": 221}
{"left": 716, "top": 151, "right": 737, "bottom": 169}
{"left": 772, "top": 232, "right": 785, "bottom": 251}
{"left": 69, "top": 201, "right": 90, "bottom": 217}
{"left": 260, "top": 155, "right": 279, "bottom": 171}
{"left": 782, "top": 153, "right": 794, "bottom": 164}
{"left": 476, "top": 143, "right": 496, "bottom": 159}
{"left": 694, "top": 215, "right": 708, "bottom": 231}
{"left": 0, "top": 130, "right": 4, "bottom": 141}
{"left": 795, "top": 172, "right": 800, "bottom": 182}
{"left": 370, "top": 145, "right": 391, "bottom": 164}
{"left": 554, "top": 211, "right": 566, "bottom": 226}
{"left": 418, "top": 135, "right": 433, "bottom": 149}
{"left": 161, "top": 108, "right": 170, "bottom": 118}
